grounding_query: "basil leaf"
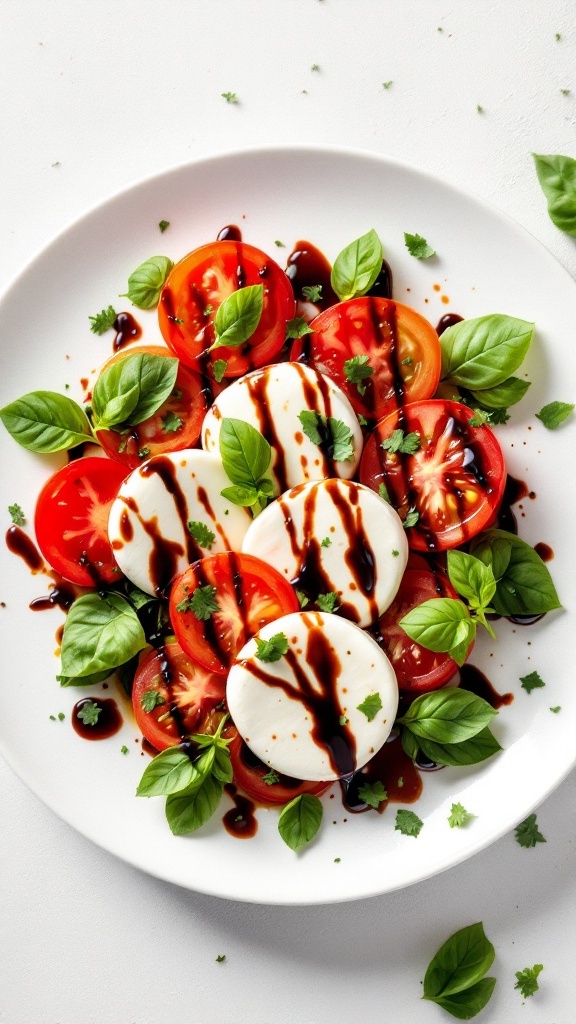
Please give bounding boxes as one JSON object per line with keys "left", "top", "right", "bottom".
{"left": 92, "top": 353, "right": 178, "bottom": 430}
{"left": 212, "top": 745, "right": 234, "bottom": 784}
{"left": 219, "top": 417, "right": 272, "bottom": 488}
{"left": 418, "top": 727, "right": 502, "bottom": 767}
{"left": 423, "top": 922, "right": 495, "bottom": 999}
{"left": 433, "top": 978, "right": 496, "bottom": 1020}
{"left": 165, "top": 774, "right": 223, "bottom": 834}
{"left": 136, "top": 747, "right": 198, "bottom": 797}
{"left": 440, "top": 315, "right": 534, "bottom": 389}
{"left": 220, "top": 484, "right": 260, "bottom": 507}
{"left": 330, "top": 229, "right": 383, "bottom": 302}
{"left": 57, "top": 669, "right": 111, "bottom": 688}
{"left": 0, "top": 391, "right": 94, "bottom": 453}
{"left": 468, "top": 376, "right": 530, "bottom": 409}
{"left": 533, "top": 153, "right": 576, "bottom": 235}
{"left": 446, "top": 551, "right": 496, "bottom": 610}
{"left": 470, "top": 529, "right": 561, "bottom": 616}
{"left": 60, "top": 593, "right": 148, "bottom": 678}
{"left": 397, "top": 689, "right": 497, "bottom": 744}
{"left": 399, "top": 598, "right": 472, "bottom": 656}
{"left": 535, "top": 400, "right": 574, "bottom": 429}
{"left": 401, "top": 727, "right": 420, "bottom": 761}
{"left": 212, "top": 284, "right": 264, "bottom": 350}
{"left": 121, "top": 255, "right": 173, "bottom": 309}
{"left": 278, "top": 793, "right": 323, "bottom": 850}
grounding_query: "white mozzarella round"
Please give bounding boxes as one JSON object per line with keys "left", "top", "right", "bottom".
{"left": 201, "top": 361, "right": 363, "bottom": 490}
{"left": 227, "top": 611, "right": 398, "bottom": 781}
{"left": 108, "top": 449, "right": 251, "bottom": 595}
{"left": 241, "top": 479, "right": 408, "bottom": 627}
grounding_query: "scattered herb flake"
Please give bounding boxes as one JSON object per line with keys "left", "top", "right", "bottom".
{"left": 161, "top": 411, "right": 183, "bottom": 433}
{"left": 334, "top": 857, "right": 341, "bottom": 863}
{"left": 296, "top": 590, "right": 309, "bottom": 609}
{"left": 403, "top": 508, "right": 420, "bottom": 529}
{"left": 404, "top": 233, "right": 436, "bottom": 259}
{"left": 262, "top": 769, "right": 280, "bottom": 786}
{"left": 311, "top": 63, "right": 320, "bottom": 72}
{"left": 357, "top": 413, "right": 368, "bottom": 427}
{"left": 535, "top": 400, "right": 574, "bottom": 429}
{"left": 358, "top": 780, "right": 387, "bottom": 809}
{"left": 286, "top": 316, "right": 314, "bottom": 340}
{"left": 321, "top": 536, "right": 331, "bottom": 548}
{"left": 215, "top": 954, "right": 226, "bottom": 963}
{"left": 395, "top": 809, "right": 423, "bottom": 837}
{"left": 88, "top": 305, "right": 117, "bottom": 335}
{"left": 556, "top": 32, "right": 561, "bottom": 40}
{"left": 77, "top": 701, "right": 101, "bottom": 726}
{"left": 343, "top": 354, "right": 374, "bottom": 395}
{"left": 380, "top": 428, "right": 421, "bottom": 454}
{"left": 176, "top": 585, "right": 219, "bottom": 621}
{"left": 520, "top": 670, "right": 545, "bottom": 694}
{"left": 448, "top": 802, "right": 474, "bottom": 828}
{"left": 274, "top": 240, "right": 285, "bottom": 247}
{"left": 213, "top": 359, "right": 227, "bottom": 383}
{"left": 298, "top": 410, "right": 355, "bottom": 462}
{"left": 514, "top": 813, "right": 546, "bottom": 848}
{"left": 188, "top": 520, "right": 216, "bottom": 549}
{"left": 378, "top": 482, "right": 390, "bottom": 502}
{"left": 477, "top": 104, "right": 485, "bottom": 113}
{"left": 140, "top": 689, "right": 166, "bottom": 713}
{"left": 561, "top": 88, "right": 571, "bottom": 95}
{"left": 138, "top": 447, "right": 150, "bottom": 459}
{"left": 158, "top": 220, "right": 170, "bottom": 232}
{"left": 302, "top": 284, "right": 322, "bottom": 302}
{"left": 382, "top": 80, "right": 393, "bottom": 89}
{"left": 121, "top": 745, "right": 129, "bottom": 754}
{"left": 356, "top": 692, "right": 382, "bottom": 722}
{"left": 221, "top": 92, "right": 238, "bottom": 103}
{"left": 515, "top": 964, "right": 543, "bottom": 998}
{"left": 254, "top": 632, "right": 289, "bottom": 663}
{"left": 402, "top": 356, "right": 413, "bottom": 365}
{"left": 317, "top": 592, "right": 339, "bottom": 613}
{"left": 339, "top": 714, "right": 348, "bottom": 726}
{"left": 8, "top": 503, "right": 25, "bottom": 525}
{"left": 550, "top": 705, "right": 561, "bottom": 713}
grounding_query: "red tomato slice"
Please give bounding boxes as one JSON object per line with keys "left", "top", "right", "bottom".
{"left": 291, "top": 297, "right": 441, "bottom": 420}
{"left": 96, "top": 345, "right": 208, "bottom": 469}
{"left": 170, "top": 552, "right": 300, "bottom": 675}
{"left": 132, "top": 641, "right": 226, "bottom": 751}
{"left": 158, "top": 241, "right": 295, "bottom": 378}
{"left": 34, "top": 456, "right": 127, "bottom": 586}
{"left": 227, "top": 727, "right": 331, "bottom": 806}
{"left": 373, "top": 568, "right": 470, "bottom": 693}
{"left": 359, "top": 399, "right": 506, "bottom": 551}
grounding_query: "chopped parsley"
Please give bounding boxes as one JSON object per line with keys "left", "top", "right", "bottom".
{"left": 188, "top": 520, "right": 216, "bottom": 549}
{"left": 380, "top": 428, "right": 421, "bottom": 454}
{"left": 320, "top": 536, "right": 331, "bottom": 548}
{"left": 357, "top": 414, "right": 368, "bottom": 427}
{"left": 302, "top": 284, "right": 322, "bottom": 302}
{"left": 49, "top": 712, "right": 65, "bottom": 722}
{"left": 298, "top": 410, "right": 354, "bottom": 461}
{"left": 158, "top": 220, "right": 170, "bottom": 233}
{"left": 401, "top": 356, "right": 413, "bottom": 365}
{"left": 310, "top": 64, "right": 320, "bottom": 72}
{"left": 343, "top": 354, "right": 374, "bottom": 395}
{"left": 403, "top": 508, "right": 420, "bottom": 529}
{"left": 448, "top": 802, "right": 474, "bottom": 828}
{"left": 262, "top": 769, "right": 280, "bottom": 786}
{"left": 550, "top": 705, "right": 561, "bottom": 713}
{"left": 8, "top": 503, "right": 25, "bottom": 526}
{"left": 88, "top": 305, "right": 117, "bottom": 335}
{"left": 356, "top": 692, "right": 382, "bottom": 722}
{"left": 176, "top": 584, "right": 219, "bottom": 621}
{"left": 382, "top": 80, "right": 393, "bottom": 89}
{"left": 138, "top": 447, "right": 150, "bottom": 459}
{"left": 254, "top": 632, "right": 289, "bottom": 663}
{"left": 560, "top": 88, "right": 571, "bottom": 95}
{"left": 535, "top": 400, "right": 574, "bottom": 429}
{"left": 520, "top": 670, "right": 545, "bottom": 694}
{"left": 477, "top": 104, "right": 485, "bottom": 113}
{"left": 515, "top": 964, "right": 543, "bottom": 998}
{"left": 514, "top": 813, "right": 546, "bottom": 848}
{"left": 404, "top": 233, "right": 436, "bottom": 259}
{"left": 358, "top": 780, "right": 387, "bottom": 809}
{"left": 221, "top": 92, "right": 238, "bottom": 103}
{"left": 274, "top": 240, "right": 285, "bottom": 247}
{"left": 213, "top": 359, "right": 227, "bottom": 383}
{"left": 395, "top": 809, "right": 423, "bottom": 837}
{"left": 295, "top": 590, "right": 309, "bottom": 609}
{"left": 286, "top": 316, "right": 313, "bottom": 340}
{"left": 140, "top": 689, "right": 166, "bottom": 713}
{"left": 121, "top": 745, "right": 129, "bottom": 755}
{"left": 378, "top": 482, "right": 390, "bottom": 502}
{"left": 161, "top": 411, "right": 183, "bottom": 433}
{"left": 339, "top": 714, "right": 348, "bottom": 726}
{"left": 77, "top": 701, "right": 101, "bottom": 726}
{"left": 317, "top": 592, "right": 339, "bottom": 613}
{"left": 215, "top": 954, "right": 226, "bottom": 963}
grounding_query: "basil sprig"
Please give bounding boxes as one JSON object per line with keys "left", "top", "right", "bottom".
{"left": 137, "top": 716, "right": 232, "bottom": 835}
{"left": 533, "top": 153, "right": 576, "bottom": 236}
{"left": 439, "top": 314, "right": 534, "bottom": 391}
{"left": 467, "top": 375, "right": 530, "bottom": 410}
{"left": 60, "top": 593, "right": 148, "bottom": 679}
{"left": 209, "top": 284, "right": 264, "bottom": 351}
{"left": 423, "top": 922, "right": 496, "bottom": 1019}
{"left": 0, "top": 391, "right": 94, "bottom": 453}
{"left": 278, "top": 793, "right": 323, "bottom": 850}
{"left": 330, "top": 229, "right": 383, "bottom": 302}
{"left": 121, "top": 255, "right": 173, "bottom": 309}
{"left": 470, "top": 528, "right": 561, "bottom": 616}
{"left": 91, "top": 352, "right": 178, "bottom": 432}
{"left": 398, "top": 689, "right": 501, "bottom": 768}
{"left": 219, "top": 417, "right": 275, "bottom": 514}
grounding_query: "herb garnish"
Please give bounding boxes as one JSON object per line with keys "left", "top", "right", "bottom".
{"left": 77, "top": 701, "right": 102, "bottom": 726}
{"left": 395, "top": 809, "right": 423, "bottom": 837}
{"left": 254, "top": 632, "right": 289, "bottom": 663}
{"left": 161, "top": 411, "right": 183, "bottom": 433}
{"left": 343, "top": 355, "right": 374, "bottom": 395}
{"left": 278, "top": 793, "right": 323, "bottom": 850}
{"left": 188, "top": 521, "right": 215, "bottom": 549}
{"left": 317, "top": 592, "right": 339, "bottom": 613}
{"left": 514, "top": 813, "right": 546, "bottom": 848}
{"left": 302, "top": 284, "right": 322, "bottom": 302}
{"left": 140, "top": 690, "right": 166, "bottom": 713}
{"left": 121, "top": 255, "right": 173, "bottom": 309}
{"left": 404, "top": 233, "right": 436, "bottom": 259}
{"left": 520, "top": 671, "right": 545, "bottom": 694}
{"left": 356, "top": 692, "right": 382, "bottom": 722}
{"left": 176, "top": 585, "right": 219, "bottom": 621}
{"left": 448, "top": 802, "right": 474, "bottom": 828}
{"left": 422, "top": 922, "right": 496, "bottom": 1018}
{"left": 380, "top": 428, "right": 420, "bottom": 454}
{"left": 212, "top": 359, "right": 227, "bottom": 383}
{"left": 89, "top": 305, "right": 117, "bottom": 334}
{"left": 298, "top": 410, "right": 354, "bottom": 461}
{"left": 8, "top": 503, "right": 25, "bottom": 525}
{"left": 357, "top": 780, "right": 387, "bottom": 809}
{"left": 535, "top": 400, "right": 574, "bottom": 429}
{"left": 515, "top": 964, "right": 543, "bottom": 998}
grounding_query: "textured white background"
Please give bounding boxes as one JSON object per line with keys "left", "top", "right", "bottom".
{"left": 1, "top": 2, "right": 576, "bottom": 1022}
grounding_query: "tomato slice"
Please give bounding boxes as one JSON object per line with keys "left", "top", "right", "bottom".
{"left": 227, "top": 727, "right": 331, "bottom": 806}
{"left": 96, "top": 345, "right": 208, "bottom": 469}
{"left": 359, "top": 399, "right": 506, "bottom": 551}
{"left": 34, "top": 456, "right": 127, "bottom": 585}
{"left": 170, "top": 552, "right": 300, "bottom": 675}
{"left": 290, "top": 297, "right": 441, "bottom": 420}
{"left": 158, "top": 241, "right": 295, "bottom": 377}
{"left": 373, "top": 568, "right": 469, "bottom": 693}
{"left": 132, "top": 641, "right": 226, "bottom": 751}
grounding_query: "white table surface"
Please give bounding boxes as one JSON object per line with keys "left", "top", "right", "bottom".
{"left": 1, "top": 2, "right": 575, "bottom": 1022}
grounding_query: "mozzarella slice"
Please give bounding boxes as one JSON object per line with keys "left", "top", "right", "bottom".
{"left": 108, "top": 450, "right": 251, "bottom": 595}
{"left": 241, "top": 478, "right": 407, "bottom": 627}
{"left": 227, "top": 611, "right": 398, "bottom": 781}
{"left": 201, "top": 361, "right": 362, "bottom": 491}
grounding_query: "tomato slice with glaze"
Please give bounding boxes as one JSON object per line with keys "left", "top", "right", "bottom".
{"left": 373, "top": 568, "right": 470, "bottom": 693}
{"left": 227, "top": 728, "right": 331, "bottom": 805}
{"left": 34, "top": 456, "right": 127, "bottom": 586}
{"left": 291, "top": 297, "right": 441, "bottom": 420}
{"left": 96, "top": 345, "right": 208, "bottom": 469}
{"left": 158, "top": 241, "right": 295, "bottom": 378}
{"left": 170, "top": 552, "right": 300, "bottom": 675}
{"left": 132, "top": 640, "right": 226, "bottom": 751}
{"left": 359, "top": 399, "right": 506, "bottom": 551}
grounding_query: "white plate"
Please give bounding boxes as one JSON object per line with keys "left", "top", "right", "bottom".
{"left": 0, "top": 146, "right": 574, "bottom": 904}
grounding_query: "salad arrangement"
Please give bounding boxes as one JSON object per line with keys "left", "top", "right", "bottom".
{"left": 0, "top": 227, "right": 561, "bottom": 851}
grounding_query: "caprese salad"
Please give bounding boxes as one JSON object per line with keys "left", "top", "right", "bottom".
{"left": 1, "top": 228, "right": 561, "bottom": 851}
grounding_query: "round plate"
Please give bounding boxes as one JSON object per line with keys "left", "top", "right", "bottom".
{"left": 0, "top": 146, "right": 574, "bottom": 904}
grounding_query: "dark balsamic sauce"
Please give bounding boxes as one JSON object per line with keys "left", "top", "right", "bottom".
{"left": 29, "top": 579, "right": 75, "bottom": 612}
{"left": 72, "top": 697, "right": 123, "bottom": 740}
{"left": 534, "top": 542, "right": 553, "bottom": 562}
{"left": 342, "top": 734, "right": 422, "bottom": 812}
{"left": 5, "top": 526, "right": 44, "bottom": 572}
{"left": 222, "top": 783, "right": 257, "bottom": 838}
{"left": 217, "top": 224, "right": 242, "bottom": 242}
{"left": 458, "top": 663, "right": 513, "bottom": 708}
{"left": 495, "top": 474, "right": 528, "bottom": 534}
{"left": 366, "top": 259, "right": 394, "bottom": 300}
{"left": 285, "top": 240, "right": 338, "bottom": 309}
{"left": 436, "top": 313, "right": 464, "bottom": 336}
{"left": 113, "top": 312, "right": 142, "bottom": 351}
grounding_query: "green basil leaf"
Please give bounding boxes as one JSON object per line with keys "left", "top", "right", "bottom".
{"left": 165, "top": 774, "right": 223, "bottom": 834}
{"left": 0, "top": 391, "right": 94, "bottom": 453}
{"left": 535, "top": 400, "right": 574, "bottom": 429}
{"left": 212, "top": 284, "right": 264, "bottom": 350}
{"left": 92, "top": 353, "right": 178, "bottom": 430}
{"left": 219, "top": 417, "right": 272, "bottom": 488}
{"left": 330, "top": 229, "right": 383, "bottom": 301}
{"left": 57, "top": 669, "right": 111, "bottom": 688}
{"left": 470, "top": 529, "right": 561, "bottom": 616}
{"left": 446, "top": 551, "right": 496, "bottom": 610}
{"left": 212, "top": 745, "right": 233, "bottom": 784}
{"left": 60, "top": 593, "right": 148, "bottom": 678}
{"left": 468, "top": 376, "right": 530, "bottom": 409}
{"left": 533, "top": 153, "right": 576, "bottom": 235}
{"left": 447, "top": 621, "right": 477, "bottom": 667}
{"left": 400, "top": 598, "right": 472, "bottom": 654}
{"left": 121, "top": 255, "right": 173, "bottom": 309}
{"left": 397, "top": 689, "right": 497, "bottom": 744}
{"left": 400, "top": 727, "right": 420, "bottom": 761}
{"left": 433, "top": 978, "right": 496, "bottom": 1020}
{"left": 278, "top": 793, "right": 323, "bottom": 850}
{"left": 220, "top": 484, "right": 260, "bottom": 507}
{"left": 136, "top": 746, "right": 198, "bottom": 797}
{"left": 418, "top": 727, "right": 502, "bottom": 767}
{"left": 440, "top": 314, "right": 534, "bottom": 389}
{"left": 423, "top": 922, "right": 495, "bottom": 1000}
